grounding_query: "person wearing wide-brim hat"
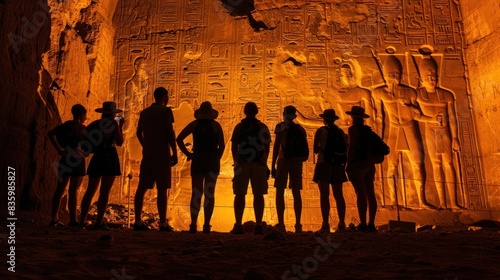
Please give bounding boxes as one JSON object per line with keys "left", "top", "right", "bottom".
{"left": 313, "top": 108, "right": 348, "bottom": 233}
{"left": 176, "top": 101, "right": 225, "bottom": 233}
{"left": 345, "top": 105, "right": 370, "bottom": 119}
{"left": 194, "top": 101, "right": 219, "bottom": 120}
{"left": 95, "top": 101, "right": 123, "bottom": 114}
{"left": 80, "top": 101, "right": 124, "bottom": 230}
{"left": 345, "top": 105, "right": 377, "bottom": 232}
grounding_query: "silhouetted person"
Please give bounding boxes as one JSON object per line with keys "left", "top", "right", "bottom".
{"left": 133, "top": 87, "right": 178, "bottom": 231}
{"left": 80, "top": 101, "right": 124, "bottom": 230}
{"left": 177, "top": 101, "right": 225, "bottom": 233}
{"left": 48, "top": 104, "right": 87, "bottom": 226}
{"left": 313, "top": 109, "right": 348, "bottom": 233}
{"left": 346, "top": 106, "right": 377, "bottom": 232}
{"left": 230, "top": 102, "right": 271, "bottom": 234}
{"left": 271, "top": 106, "right": 308, "bottom": 233}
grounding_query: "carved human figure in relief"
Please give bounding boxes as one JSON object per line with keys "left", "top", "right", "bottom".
{"left": 416, "top": 57, "right": 463, "bottom": 209}
{"left": 335, "top": 63, "right": 374, "bottom": 131}
{"left": 372, "top": 55, "right": 435, "bottom": 209}
{"left": 123, "top": 57, "right": 149, "bottom": 173}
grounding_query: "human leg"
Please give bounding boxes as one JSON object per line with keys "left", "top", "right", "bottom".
{"left": 291, "top": 187, "right": 302, "bottom": 232}
{"left": 203, "top": 173, "right": 217, "bottom": 227}
{"left": 189, "top": 174, "right": 204, "bottom": 231}
{"left": 332, "top": 182, "right": 345, "bottom": 227}
{"left": 67, "top": 176, "right": 83, "bottom": 224}
{"left": 364, "top": 166, "right": 377, "bottom": 226}
{"left": 318, "top": 181, "right": 330, "bottom": 226}
{"left": 275, "top": 187, "right": 285, "bottom": 226}
{"left": 254, "top": 194, "right": 264, "bottom": 225}
{"left": 80, "top": 176, "right": 101, "bottom": 224}
{"left": 94, "top": 176, "right": 115, "bottom": 226}
{"left": 50, "top": 176, "right": 70, "bottom": 224}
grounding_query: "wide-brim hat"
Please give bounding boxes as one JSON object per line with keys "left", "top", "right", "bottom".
{"left": 95, "top": 101, "right": 122, "bottom": 114}
{"left": 346, "top": 105, "right": 369, "bottom": 118}
{"left": 195, "top": 101, "right": 218, "bottom": 120}
{"left": 319, "top": 109, "right": 339, "bottom": 121}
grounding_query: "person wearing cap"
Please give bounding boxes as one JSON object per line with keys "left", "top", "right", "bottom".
{"left": 271, "top": 105, "right": 307, "bottom": 233}
{"left": 133, "top": 87, "right": 178, "bottom": 232}
{"left": 313, "top": 109, "right": 348, "bottom": 233}
{"left": 80, "top": 101, "right": 124, "bottom": 230}
{"left": 47, "top": 104, "right": 88, "bottom": 227}
{"left": 345, "top": 106, "right": 376, "bottom": 232}
{"left": 230, "top": 102, "right": 271, "bottom": 234}
{"left": 176, "top": 101, "right": 225, "bottom": 233}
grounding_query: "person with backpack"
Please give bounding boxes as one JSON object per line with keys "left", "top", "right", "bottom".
{"left": 132, "top": 87, "right": 178, "bottom": 232}
{"left": 313, "top": 109, "right": 348, "bottom": 233}
{"left": 230, "top": 102, "right": 271, "bottom": 234}
{"left": 271, "top": 105, "right": 308, "bottom": 233}
{"left": 176, "top": 101, "right": 225, "bottom": 233}
{"left": 47, "top": 104, "right": 88, "bottom": 227}
{"left": 79, "top": 101, "right": 124, "bottom": 230}
{"left": 345, "top": 105, "right": 377, "bottom": 232}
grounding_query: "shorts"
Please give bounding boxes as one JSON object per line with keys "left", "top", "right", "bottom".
{"left": 57, "top": 156, "right": 86, "bottom": 178}
{"left": 274, "top": 158, "right": 303, "bottom": 190}
{"left": 313, "top": 162, "right": 347, "bottom": 184}
{"left": 232, "top": 161, "right": 269, "bottom": 195}
{"left": 191, "top": 151, "right": 220, "bottom": 176}
{"left": 138, "top": 160, "right": 172, "bottom": 190}
{"left": 87, "top": 148, "right": 121, "bottom": 177}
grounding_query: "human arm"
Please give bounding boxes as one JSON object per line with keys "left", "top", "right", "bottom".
{"left": 447, "top": 98, "right": 460, "bottom": 151}
{"left": 136, "top": 116, "right": 144, "bottom": 147}
{"left": 47, "top": 127, "right": 66, "bottom": 156}
{"left": 313, "top": 128, "right": 321, "bottom": 154}
{"left": 215, "top": 122, "right": 225, "bottom": 159}
{"left": 113, "top": 118, "right": 124, "bottom": 146}
{"left": 271, "top": 124, "right": 283, "bottom": 178}
{"left": 176, "top": 121, "right": 195, "bottom": 161}
{"left": 230, "top": 125, "right": 240, "bottom": 163}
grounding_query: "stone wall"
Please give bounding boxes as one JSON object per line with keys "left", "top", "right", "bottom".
{"left": 460, "top": 0, "right": 500, "bottom": 210}
{"left": 1, "top": 0, "right": 498, "bottom": 227}
{"left": 0, "top": 0, "right": 118, "bottom": 212}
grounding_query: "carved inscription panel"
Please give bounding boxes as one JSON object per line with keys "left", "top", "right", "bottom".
{"left": 111, "top": 0, "right": 484, "bottom": 230}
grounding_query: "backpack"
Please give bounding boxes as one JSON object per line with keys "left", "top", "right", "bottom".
{"left": 283, "top": 122, "right": 309, "bottom": 161}
{"left": 360, "top": 126, "right": 390, "bottom": 164}
{"left": 193, "top": 119, "right": 218, "bottom": 153}
{"left": 238, "top": 119, "right": 265, "bottom": 162}
{"left": 322, "top": 125, "right": 347, "bottom": 165}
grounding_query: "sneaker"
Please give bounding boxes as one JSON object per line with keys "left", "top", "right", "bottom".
{"left": 316, "top": 223, "right": 330, "bottom": 233}
{"left": 274, "top": 224, "right": 286, "bottom": 233}
{"left": 294, "top": 224, "right": 303, "bottom": 233}
{"left": 367, "top": 223, "right": 377, "bottom": 232}
{"left": 254, "top": 225, "right": 264, "bottom": 235}
{"left": 335, "top": 223, "right": 346, "bottom": 233}
{"left": 202, "top": 225, "right": 211, "bottom": 234}
{"left": 189, "top": 224, "right": 197, "bottom": 233}
{"left": 230, "top": 223, "right": 244, "bottom": 234}
{"left": 160, "top": 224, "right": 174, "bottom": 232}
{"left": 48, "top": 220, "right": 65, "bottom": 227}
{"left": 356, "top": 224, "right": 369, "bottom": 232}
{"left": 133, "top": 223, "right": 151, "bottom": 231}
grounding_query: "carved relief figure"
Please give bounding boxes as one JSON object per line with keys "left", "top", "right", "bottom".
{"left": 123, "top": 57, "right": 149, "bottom": 173}
{"left": 416, "top": 57, "right": 464, "bottom": 209}
{"left": 335, "top": 63, "right": 374, "bottom": 129}
{"left": 372, "top": 55, "right": 434, "bottom": 209}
